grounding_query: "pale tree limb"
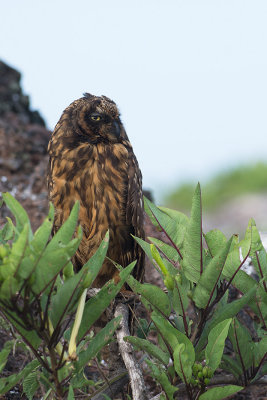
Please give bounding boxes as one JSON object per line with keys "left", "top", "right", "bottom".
{"left": 114, "top": 302, "right": 148, "bottom": 400}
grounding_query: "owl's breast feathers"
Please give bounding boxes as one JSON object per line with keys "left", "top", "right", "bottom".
{"left": 47, "top": 123, "right": 144, "bottom": 286}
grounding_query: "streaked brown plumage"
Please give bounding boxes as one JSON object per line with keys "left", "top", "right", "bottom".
{"left": 47, "top": 93, "right": 144, "bottom": 287}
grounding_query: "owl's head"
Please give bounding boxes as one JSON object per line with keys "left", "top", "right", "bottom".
{"left": 61, "top": 93, "right": 127, "bottom": 144}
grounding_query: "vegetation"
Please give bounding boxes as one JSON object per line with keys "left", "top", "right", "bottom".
{"left": 0, "top": 187, "right": 266, "bottom": 399}
{"left": 165, "top": 162, "right": 267, "bottom": 211}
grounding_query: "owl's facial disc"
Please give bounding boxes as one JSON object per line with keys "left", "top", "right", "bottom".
{"left": 88, "top": 110, "right": 121, "bottom": 139}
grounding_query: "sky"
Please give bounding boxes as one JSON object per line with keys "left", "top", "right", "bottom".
{"left": 1, "top": 0, "right": 267, "bottom": 201}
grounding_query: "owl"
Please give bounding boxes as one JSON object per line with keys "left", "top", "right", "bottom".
{"left": 47, "top": 93, "right": 144, "bottom": 287}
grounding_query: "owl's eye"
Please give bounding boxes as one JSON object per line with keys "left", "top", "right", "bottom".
{"left": 90, "top": 114, "right": 101, "bottom": 121}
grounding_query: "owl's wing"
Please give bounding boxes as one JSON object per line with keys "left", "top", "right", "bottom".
{"left": 125, "top": 149, "right": 145, "bottom": 282}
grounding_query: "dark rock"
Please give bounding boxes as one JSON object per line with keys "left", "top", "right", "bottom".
{"left": 0, "top": 60, "right": 45, "bottom": 126}
{"left": 0, "top": 60, "right": 49, "bottom": 231}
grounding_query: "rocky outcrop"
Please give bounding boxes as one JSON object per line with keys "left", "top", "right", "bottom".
{"left": 0, "top": 60, "right": 50, "bottom": 231}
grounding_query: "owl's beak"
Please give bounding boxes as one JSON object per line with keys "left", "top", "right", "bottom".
{"left": 112, "top": 121, "right": 121, "bottom": 139}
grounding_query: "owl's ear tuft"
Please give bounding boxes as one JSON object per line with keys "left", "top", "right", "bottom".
{"left": 83, "top": 93, "right": 94, "bottom": 99}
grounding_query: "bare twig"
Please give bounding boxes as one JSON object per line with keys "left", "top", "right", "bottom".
{"left": 114, "top": 302, "right": 147, "bottom": 400}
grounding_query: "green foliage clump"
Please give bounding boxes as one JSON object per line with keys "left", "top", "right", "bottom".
{"left": 124, "top": 186, "right": 267, "bottom": 400}
{"left": 0, "top": 187, "right": 266, "bottom": 400}
{"left": 165, "top": 162, "right": 267, "bottom": 211}
{"left": 0, "top": 193, "right": 134, "bottom": 399}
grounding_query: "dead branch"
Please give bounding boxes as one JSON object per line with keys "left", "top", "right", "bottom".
{"left": 114, "top": 302, "right": 147, "bottom": 400}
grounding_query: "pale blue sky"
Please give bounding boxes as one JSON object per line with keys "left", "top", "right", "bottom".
{"left": 1, "top": 1, "right": 267, "bottom": 201}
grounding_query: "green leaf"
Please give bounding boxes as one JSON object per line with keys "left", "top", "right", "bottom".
{"left": 146, "top": 360, "right": 177, "bottom": 400}
{"left": 243, "top": 219, "right": 264, "bottom": 271}
{"left": 254, "top": 335, "right": 267, "bottom": 367}
{"left": 124, "top": 336, "right": 169, "bottom": 365}
{"left": 0, "top": 217, "right": 14, "bottom": 243}
{"left": 67, "top": 385, "right": 75, "bottom": 400}
{"left": 45, "top": 201, "right": 80, "bottom": 253}
{"left": 77, "top": 262, "right": 135, "bottom": 342}
{"left": 126, "top": 277, "right": 171, "bottom": 317}
{"left": 2, "top": 193, "right": 32, "bottom": 239}
{"left": 144, "top": 197, "right": 183, "bottom": 257}
{"left": 152, "top": 313, "right": 195, "bottom": 363}
{"left": 171, "top": 274, "right": 190, "bottom": 317}
{"left": 229, "top": 318, "right": 255, "bottom": 370}
{"left": 149, "top": 237, "right": 180, "bottom": 263}
{"left": 2, "top": 310, "right": 41, "bottom": 350}
{"left": 256, "top": 249, "right": 267, "bottom": 283}
{"left": 132, "top": 236, "right": 154, "bottom": 262}
{"left": 204, "top": 229, "right": 227, "bottom": 257}
{"left": 199, "top": 385, "right": 243, "bottom": 400}
{"left": 32, "top": 230, "right": 82, "bottom": 295}
{"left": 0, "top": 341, "right": 13, "bottom": 373}
{"left": 174, "top": 342, "right": 194, "bottom": 382}
{"left": 0, "top": 359, "right": 40, "bottom": 395}
{"left": 205, "top": 319, "right": 232, "bottom": 372}
{"left": 75, "top": 317, "right": 121, "bottom": 371}
{"left": 5, "top": 224, "right": 29, "bottom": 278}
{"left": 50, "top": 232, "right": 109, "bottom": 328}
{"left": 23, "top": 371, "right": 39, "bottom": 400}
{"left": 0, "top": 276, "right": 20, "bottom": 299}
{"left": 196, "top": 285, "right": 257, "bottom": 352}
{"left": 193, "top": 237, "right": 233, "bottom": 309}
{"left": 221, "top": 355, "right": 243, "bottom": 378}
{"left": 30, "top": 203, "right": 54, "bottom": 256}
{"left": 182, "top": 183, "right": 203, "bottom": 282}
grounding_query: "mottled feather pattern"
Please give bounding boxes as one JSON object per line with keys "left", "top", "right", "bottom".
{"left": 47, "top": 94, "right": 144, "bottom": 287}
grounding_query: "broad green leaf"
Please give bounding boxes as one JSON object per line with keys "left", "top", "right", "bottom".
{"left": 126, "top": 277, "right": 171, "bottom": 317}
{"left": 0, "top": 359, "right": 40, "bottom": 395}
{"left": 67, "top": 385, "right": 75, "bottom": 400}
{"left": 77, "top": 262, "right": 135, "bottom": 342}
{"left": 149, "top": 237, "right": 179, "bottom": 263}
{"left": 0, "top": 225, "right": 29, "bottom": 281}
{"left": 146, "top": 360, "right": 177, "bottom": 400}
{"left": 243, "top": 219, "right": 264, "bottom": 271}
{"left": 2, "top": 310, "right": 41, "bottom": 350}
{"left": 182, "top": 183, "right": 203, "bottom": 283}
{"left": 205, "top": 319, "right": 232, "bottom": 372}
{"left": 204, "top": 229, "right": 227, "bottom": 257}
{"left": 32, "top": 230, "right": 82, "bottom": 294}
{"left": 158, "top": 206, "right": 188, "bottom": 249}
{"left": 171, "top": 275, "right": 190, "bottom": 318}
{"left": 30, "top": 203, "right": 54, "bottom": 255}
{"left": 256, "top": 250, "right": 267, "bottom": 283}
{"left": 75, "top": 317, "right": 121, "bottom": 371}
{"left": 44, "top": 201, "right": 80, "bottom": 254}
{"left": 2, "top": 193, "right": 32, "bottom": 239}
{"left": 0, "top": 341, "right": 13, "bottom": 373}
{"left": 0, "top": 276, "right": 20, "bottom": 299}
{"left": 50, "top": 232, "right": 109, "bottom": 328}
{"left": 193, "top": 238, "right": 233, "bottom": 309}
{"left": 222, "top": 235, "right": 249, "bottom": 281}
{"left": 152, "top": 313, "right": 195, "bottom": 363}
{"left": 254, "top": 335, "right": 267, "bottom": 367}
{"left": 229, "top": 318, "right": 254, "bottom": 370}
{"left": 174, "top": 342, "right": 194, "bottom": 382}
{"left": 0, "top": 217, "right": 14, "bottom": 242}
{"left": 196, "top": 285, "right": 257, "bottom": 352}
{"left": 199, "top": 385, "right": 243, "bottom": 400}
{"left": 221, "top": 355, "right": 243, "bottom": 378}
{"left": 144, "top": 197, "right": 183, "bottom": 256}
{"left": 23, "top": 371, "right": 39, "bottom": 400}
{"left": 124, "top": 336, "right": 169, "bottom": 365}
{"left": 132, "top": 236, "right": 153, "bottom": 262}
